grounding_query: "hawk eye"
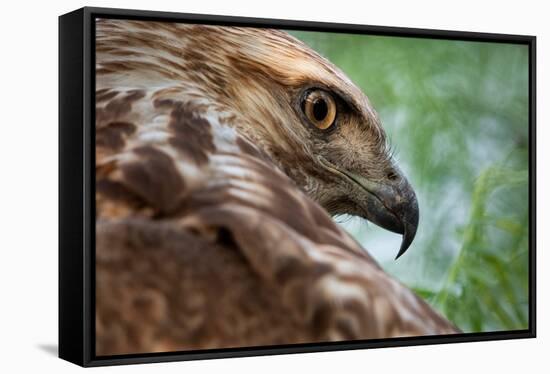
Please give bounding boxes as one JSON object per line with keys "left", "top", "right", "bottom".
{"left": 302, "top": 90, "right": 337, "bottom": 130}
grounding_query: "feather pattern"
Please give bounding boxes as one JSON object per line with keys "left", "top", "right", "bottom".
{"left": 95, "top": 19, "right": 458, "bottom": 356}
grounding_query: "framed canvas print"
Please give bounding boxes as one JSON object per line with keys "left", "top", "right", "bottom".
{"left": 59, "top": 6, "right": 536, "bottom": 367}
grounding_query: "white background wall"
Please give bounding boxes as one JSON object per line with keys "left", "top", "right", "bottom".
{"left": 0, "top": 0, "right": 546, "bottom": 372}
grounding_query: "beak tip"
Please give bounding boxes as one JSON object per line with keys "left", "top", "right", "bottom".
{"left": 394, "top": 202, "right": 419, "bottom": 260}
{"left": 394, "top": 240, "right": 409, "bottom": 260}
{"left": 395, "top": 249, "right": 405, "bottom": 260}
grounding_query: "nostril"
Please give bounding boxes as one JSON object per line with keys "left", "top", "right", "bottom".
{"left": 387, "top": 171, "right": 398, "bottom": 181}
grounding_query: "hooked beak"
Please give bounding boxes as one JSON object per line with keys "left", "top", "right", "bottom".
{"left": 319, "top": 157, "right": 419, "bottom": 259}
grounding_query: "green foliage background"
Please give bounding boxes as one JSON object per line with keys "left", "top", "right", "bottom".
{"left": 289, "top": 31, "right": 530, "bottom": 333}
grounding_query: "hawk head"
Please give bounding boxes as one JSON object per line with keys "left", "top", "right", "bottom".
{"left": 205, "top": 27, "right": 419, "bottom": 258}
{"left": 96, "top": 21, "right": 419, "bottom": 258}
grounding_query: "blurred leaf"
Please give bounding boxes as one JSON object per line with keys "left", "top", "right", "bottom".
{"left": 494, "top": 218, "right": 524, "bottom": 236}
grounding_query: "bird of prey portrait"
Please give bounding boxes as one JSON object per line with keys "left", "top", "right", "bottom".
{"left": 94, "top": 19, "right": 459, "bottom": 356}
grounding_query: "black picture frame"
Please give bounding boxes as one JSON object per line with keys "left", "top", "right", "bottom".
{"left": 59, "top": 6, "right": 537, "bottom": 367}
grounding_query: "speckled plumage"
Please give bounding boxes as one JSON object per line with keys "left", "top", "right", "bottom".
{"left": 95, "top": 19, "right": 458, "bottom": 356}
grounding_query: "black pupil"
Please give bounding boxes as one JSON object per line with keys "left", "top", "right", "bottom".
{"left": 312, "top": 98, "right": 328, "bottom": 121}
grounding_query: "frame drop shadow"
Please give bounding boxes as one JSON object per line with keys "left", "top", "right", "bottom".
{"left": 37, "top": 344, "right": 58, "bottom": 357}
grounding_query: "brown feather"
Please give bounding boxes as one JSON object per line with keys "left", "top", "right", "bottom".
{"left": 95, "top": 19, "right": 459, "bottom": 356}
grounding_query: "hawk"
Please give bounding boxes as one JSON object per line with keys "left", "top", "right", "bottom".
{"left": 94, "top": 19, "right": 458, "bottom": 355}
